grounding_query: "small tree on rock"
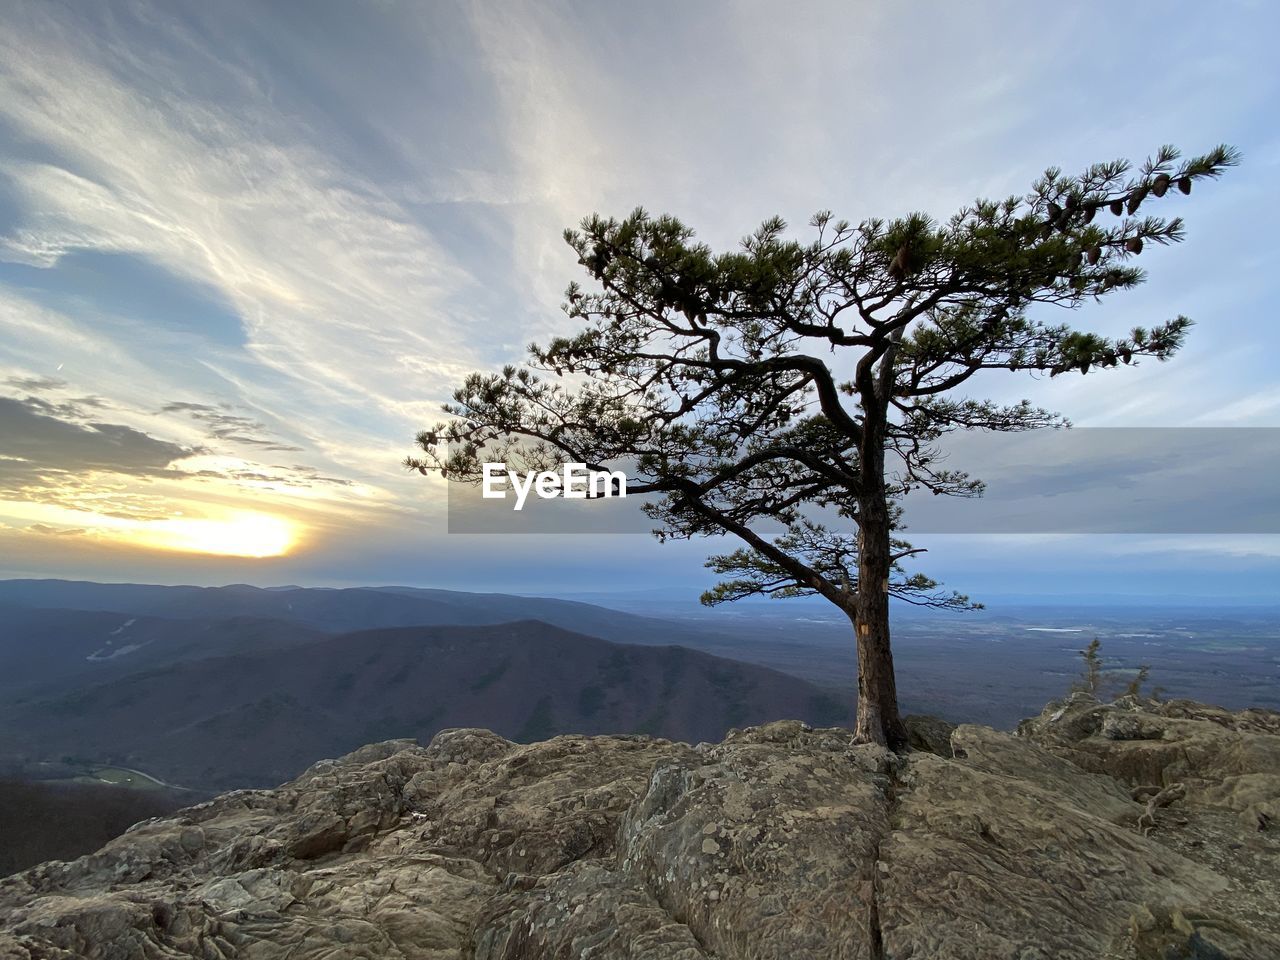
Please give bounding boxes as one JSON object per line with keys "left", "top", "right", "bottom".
{"left": 409, "top": 145, "right": 1238, "bottom": 747}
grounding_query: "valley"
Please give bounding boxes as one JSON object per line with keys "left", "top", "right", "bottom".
{"left": 1, "top": 580, "right": 1276, "bottom": 795}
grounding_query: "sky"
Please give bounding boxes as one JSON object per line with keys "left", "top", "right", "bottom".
{"left": 0, "top": 0, "right": 1278, "bottom": 601}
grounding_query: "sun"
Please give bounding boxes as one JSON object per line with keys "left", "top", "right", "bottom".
{"left": 130, "top": 511, "right": 298, "bottom": 558}
{"left": 2, "top": 496, "right": 302, "bottom": 559}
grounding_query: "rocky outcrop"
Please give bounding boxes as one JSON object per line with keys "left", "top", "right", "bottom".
{"left": 1, "top": 697, "right": 1277, "bottom": 959}
{"left": 1019, "top": 693, "right": 1280, "bottom": 957}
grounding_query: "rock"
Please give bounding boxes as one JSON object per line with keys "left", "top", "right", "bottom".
{"left": 1, "top": 701, "right": 1278, "bottom": 958}
{"left": 1125, "top": 903, "right": 1280, "bottom": 960}
{"left": 880, "top": 749, "right": 1221, "bottom": 957}
{"left": 614, "top": 724, "right": 889, "bottom": 958}
{"left": 1102, "top": 712, "right": 1165, "bottom": 741}
{"left": 1022, "top": 697, "right": 1280, "bottom": 786}
{"left": 951, "top": 723, "right": 1138, "bottom": 825}
{"left": 1022, "top": 696, "right": 1280, "bottom": 953}
{"left": 903, "top": 713, "right": 957, "bottom": 757}
{"left": 474, "top": 861, "right": 710, "bottom": 959}
{"left": 1020, "top": 697, "right": 1280, "bottom": 818}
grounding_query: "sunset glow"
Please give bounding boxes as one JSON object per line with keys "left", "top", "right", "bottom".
{"left": 125, "top": 512, "right": 297, "bottom": 558}
{"left": 3, "top": 500, "right": 299, "bottom": 559}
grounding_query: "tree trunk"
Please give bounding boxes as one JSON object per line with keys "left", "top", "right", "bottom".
{"left": 852, "top": 413, "right": 907, "bottom": 749}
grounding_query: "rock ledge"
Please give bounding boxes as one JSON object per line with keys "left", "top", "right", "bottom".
{"left": 2, "top": 696, "right": 1277, "bottom": 959}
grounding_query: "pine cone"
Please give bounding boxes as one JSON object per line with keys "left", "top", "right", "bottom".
{"left": 889, "top": 247, "right": 907, "bottom": 281}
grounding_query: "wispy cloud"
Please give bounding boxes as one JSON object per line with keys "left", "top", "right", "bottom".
{"left": 5, "top": 375, "right": 67, "bottom": 392}
{"left": 0, "top": 3, "right": 495, "bottom": 450}
{"left": 159, "top": 401, "right": 304, "bottom": 453}
{"left": 0, "top": 0, "right": 1276, "bottom": 587}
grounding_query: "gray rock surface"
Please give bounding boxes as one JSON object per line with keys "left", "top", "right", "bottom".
{"left": 1019, "top": 694, "right": 1280, "bottom": 957}
{"left": 2, "top": 698, "right": 1277, "bottom": 959}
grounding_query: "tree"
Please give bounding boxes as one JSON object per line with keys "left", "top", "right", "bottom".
{"left": 1073, "top": 638, "right": 1104, "bottom": 695}
{"left": 409, "top": 145, "right": 1238, "bottom": 747}
{"left": 1123, "top": 663, "right": 1153, "bottom": 699}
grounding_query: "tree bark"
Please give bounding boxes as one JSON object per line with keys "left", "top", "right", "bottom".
{"left": 852, "top": 411, "right": 907, "bottom": 749}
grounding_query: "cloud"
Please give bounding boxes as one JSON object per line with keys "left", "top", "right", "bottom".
{"left": 25, "top": 522, "right": 87, "bottom": 537}
{"left": 0, "top": 395, "right": 192, "bottom": 487}
{"left": 0, "top": 3, "right": 497, "bottom": 463}
{"left": 1104, "top": 535, "right": 1280, "bottom": 560}
{"left": 0, "top": 0, "right": 1276, "bottom": 588}
{"left": 16, "top": 393, "right": 111, "bottom": 421}
{"left": 1193, "top": 388, "right": 1280, "bottom": 425}
{"left": 898, "top": 428, "right": 1280, "bottom": 535}
{"left": 189, "top": 466, "right": 354, "bottom": 489}
{"left": 4, "top": 375, "right": 66, "bottom": 391}
{"left": 160, "top": 401, "right": 304, "bottom": 453}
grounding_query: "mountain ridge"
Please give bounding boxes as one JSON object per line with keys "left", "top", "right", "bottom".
{"left": 0, "top": 579, "right": 703, "bottom": 644}
{"left": 0, "top": 619, "right": 851, "bottom": 791}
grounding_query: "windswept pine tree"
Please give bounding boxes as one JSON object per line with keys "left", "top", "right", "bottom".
{"left": 410, "top": 145, "right": 1239, "bottom": 747}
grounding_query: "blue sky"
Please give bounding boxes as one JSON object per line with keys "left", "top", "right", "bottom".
{"left": 0, "top": 0, "right": 1278, "bottom": 600}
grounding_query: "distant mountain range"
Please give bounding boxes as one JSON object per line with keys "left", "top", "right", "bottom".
{"left": 0, "top": 580, "right": 851, "bottom": 791}
{"left": 6, "top": 578, "right": 1274, "bottom": 799}
{"left": 0, "top": 579, "right": 707, "bottom": 641}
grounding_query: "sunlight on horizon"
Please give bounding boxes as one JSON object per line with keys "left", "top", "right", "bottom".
{"left": 126, "top": 512, "right": 297, "bottom": 558}
{"left": 2, "top": 501, "right": 300, "bottom": 559}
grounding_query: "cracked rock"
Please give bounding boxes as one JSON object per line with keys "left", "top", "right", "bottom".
{"left": 2, "top": 700, "right": 1277, "bottom": 959}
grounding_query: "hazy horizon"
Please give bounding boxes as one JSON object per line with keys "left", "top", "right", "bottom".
{"left": 2, "top": 574, "right": 1278, "bottom": 611}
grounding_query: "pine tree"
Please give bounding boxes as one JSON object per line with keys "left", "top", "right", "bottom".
{"left": 1075, "top": 638, "right": 1104, "bottom": 695}
{"left": 409, "top": 145, "right": 1238, "bottom": 747}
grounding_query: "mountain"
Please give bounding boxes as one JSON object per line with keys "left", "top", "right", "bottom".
{"left": 0, "top": 604, "right": 325, "bottom": 699}
{"left": 0, "top": 579, "right": 761, "bottom": 711}
{"left": 2, "top": 695, "right": 1276, "bottom": 957}
{"left": 0, "top": 620, "right": 850, "bottom": 791}
{"left": 6, "top": 578, "right": 1279, "bottom": 738}
{"left": 0, "top": 779, "right": 187, "bottom": 877}
{"left": 0, "top": 579, "right": 717, "bottom": 645}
